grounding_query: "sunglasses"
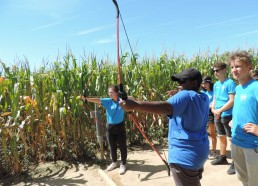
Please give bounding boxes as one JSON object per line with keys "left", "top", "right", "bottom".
{"left": 213, "top": 68, "right": 223, "bottom": 73}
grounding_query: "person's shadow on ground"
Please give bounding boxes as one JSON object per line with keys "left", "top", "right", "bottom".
{"left": 0, "top": 163, "right": 88, "bottom": 186}
{"left": 126, "top": 159, "right": 170, "bottom": 182}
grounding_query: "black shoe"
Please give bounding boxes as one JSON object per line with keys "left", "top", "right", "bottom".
{"left": 211, "top": 155, "right": 228, "bottom": 165}
{"left": 227, "top": 162, "right": 236, "bottom": 175}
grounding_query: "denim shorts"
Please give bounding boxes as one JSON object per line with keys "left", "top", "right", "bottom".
{"left": 207, "top": 115, "right": 215, "bottom": 124}
{"left": 207, "top": 109, "right": 214, "bottom": 124}
{"left": 214, "top": 116, "right": 232, "bottom": 137}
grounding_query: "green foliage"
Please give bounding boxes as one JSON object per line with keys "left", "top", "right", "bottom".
{"left": 0, "top": 48, "right": 258, "bottom": 175}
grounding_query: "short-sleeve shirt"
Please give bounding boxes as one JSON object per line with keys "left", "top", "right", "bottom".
{"left": 166, "top": 90, "right": 209, "bottom": 170}
{"left": 213, "top": 78, "right": 236, "bottom": 117}
{"left": 232, "top": 79, "right": 258, "bottom": 148}
{"left": 101, "top": 98, "right": 124, "bottom": 124}
{"left": 201, "top": 90, "right": 213, "bottom": 104}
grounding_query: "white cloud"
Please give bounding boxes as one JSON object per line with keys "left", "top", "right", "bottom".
{"left": 195, "top": 14, "right": 258, "bottom": 29}
{"left": 75, "top": 24, "right": 114, "bottom": 36}
{"left": 76, "top": 27, "right": 104, "bottom": 36}
{"left": 233, "top": 29, "right": 258, "bottom": 37}
{"left": 32, "top": 21, "right": 62, "bottom": 31}
{"left": 195, "top": 18, "right": 241, "bottom": 29}
{"left": 94, "top": 39, "right": 114, "bottom": 44}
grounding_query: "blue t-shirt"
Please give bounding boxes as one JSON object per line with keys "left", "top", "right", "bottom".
{"left": 232, "top": 79, "right": 258, "bottom": 148}
{"left": 213, "top": 78, "right": 236, "bottom": 117}
{"left": 101, "top": 98, "right": 124, "bottom": 124}
{"left": 166, "top": 90, "right": 209, "bottom": 170}
{"left": 201, "top": 90, "right": 213, "bottom": 104}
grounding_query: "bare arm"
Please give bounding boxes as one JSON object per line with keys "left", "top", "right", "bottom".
{"left": 229, "top": 120, "right": 233, "bottom": 128}
{"left": 211, "top": 95, "right": 216, "bottom": 113}
{"left": 217, "top": 94, "right": 235, "bottom": 113}
{"left": 209, "top": 101, "right": 213, "bottom": 109}
{"left": 84, "top": 97, "right": 101, "bottom": 104}
{"left": 119, "top": 99, "right": 173, "bottom": 115}
{"left": 212, "top": 94, "right": 235, "bottom": 119}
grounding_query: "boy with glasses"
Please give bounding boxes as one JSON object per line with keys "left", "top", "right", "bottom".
{"left": 211, "top": 62, "right": 236, "bottom": 175}
{"left": 229, "top": 51, "right": 258, "bottom": 186}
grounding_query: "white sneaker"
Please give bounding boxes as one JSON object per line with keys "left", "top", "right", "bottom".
{"left": 208, "top": 151, "right": 218, "bottom": 160}
{"left": 119, "top": 164, "right": 126, "bottom": 175}
{"left": 107, "top": 162, "right": 119, "bottom": 171}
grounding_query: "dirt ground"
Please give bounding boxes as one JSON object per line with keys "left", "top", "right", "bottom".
{"left": 0, "top": 160, "right": 105, "bottom": 186}
{"left": 104, "top": 145, "right": 240, "bottom": 186}
{"left": 0, "top": 138, "right": 240, "bottom": 186}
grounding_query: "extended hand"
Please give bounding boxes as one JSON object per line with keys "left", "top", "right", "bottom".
{"left": 119, "top": 99, "right": 137, "bottom": 112}
{"left": 81, "top": 96, "right": 88, "bottom": 103}
{"left": 166, "top": 90, "right": 178, "bottom": 96}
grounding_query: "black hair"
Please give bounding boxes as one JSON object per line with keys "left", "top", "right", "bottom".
{"left": 108, "top": 85, "right": 119, "bottom": 93}
{"left": 202, "top": 76, "right": 214, "bottom": 91}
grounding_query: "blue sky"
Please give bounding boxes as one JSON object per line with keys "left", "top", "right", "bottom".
{"left": 1, "top": 0, "right": 258, "bottom": 70}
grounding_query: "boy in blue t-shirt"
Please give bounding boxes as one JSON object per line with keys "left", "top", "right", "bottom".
{"left": 210, "top": 62, "right": 236, "bottom": 175}
{"left": 229, "top": 51, "right": 258, "bottom": 186}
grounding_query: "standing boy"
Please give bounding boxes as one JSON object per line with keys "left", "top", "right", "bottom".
{"left": 229, "top": 50, "right": 258, "bottom": 186}
{"left": 210, "top": 62, "right": 236, "bottom": 175}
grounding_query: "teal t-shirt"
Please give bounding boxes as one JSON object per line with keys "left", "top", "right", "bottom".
{"left": 213, "top": 78, "right": 236, "bottom": 117}
{"left": 232, "top": 79, "right": 258, "bottom": 148}
{"left": 101, "top": 98, "right": 124, "bottom": 124}
{"left": 201, "top": 89, "right": 214, "bottom": 104}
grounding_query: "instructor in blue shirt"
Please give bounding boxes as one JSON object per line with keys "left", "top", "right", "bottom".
{"left": 120, "top": 68, "right": 209, "bottom": 186}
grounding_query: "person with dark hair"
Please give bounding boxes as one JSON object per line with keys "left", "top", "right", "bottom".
{"left": 84, "top": 85, "right": 127, "bottom": 175}
{"left": 201, "top": 76, "right": 217, "bottom": 160}
{"left": 120, "top": 68, "right": 210, "bottom": 186}
{"left": 228, "top": 50, "right": 258, "bottom": 185}
{"left": 210, "top": 62, "right": 236, "bottom": 175}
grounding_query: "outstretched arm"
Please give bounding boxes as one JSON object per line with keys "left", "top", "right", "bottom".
{"left": 83, "top": 97, "right": 101, "bottom": 104}
{"left": 119, "top": 99, "right": 173, "bottom": 115}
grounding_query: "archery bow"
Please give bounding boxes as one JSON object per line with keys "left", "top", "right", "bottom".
{"left": 112, "top": 0, "right": 170, "bottom": 176}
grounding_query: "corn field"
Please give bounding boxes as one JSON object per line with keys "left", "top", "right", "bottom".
{"left": 0, "top": 49, "right": 257, "bottom": 175}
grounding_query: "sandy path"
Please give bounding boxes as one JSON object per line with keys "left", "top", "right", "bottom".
{"left": 1, "top": 138, "right": 240, "bottom": 186}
